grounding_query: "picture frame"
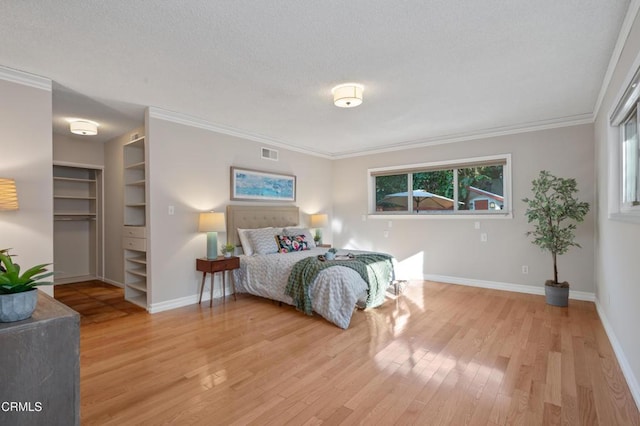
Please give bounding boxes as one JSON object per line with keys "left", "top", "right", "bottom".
{"left": 230, "top": 167, "right": 296, "bottom": 202}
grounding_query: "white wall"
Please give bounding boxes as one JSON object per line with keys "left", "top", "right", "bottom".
{"left": 332, "top": 124, "right": 596, "bottom": 294}
{"left": 146, "top": 110, "right": 333, "bottom": 308}
{"left": 594, "top": 6, "right": 640, "bottom": 406}
{"left": 53, "top": 133, "right": 104, "bottom": 166}
{"left": 0, "top": 70, "right": 54, "bottom": 295}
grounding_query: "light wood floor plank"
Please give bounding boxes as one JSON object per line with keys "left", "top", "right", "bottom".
{"left": 71, "top": 281, "right": 639, "bottom": 425}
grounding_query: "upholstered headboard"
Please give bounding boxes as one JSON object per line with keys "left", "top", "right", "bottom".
{"left": 226, "top": 205, "right": 300, "bottom": 246}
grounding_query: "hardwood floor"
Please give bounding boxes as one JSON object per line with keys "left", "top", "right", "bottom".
{"left": 54, "top": 280, "right": 145, "bottom": 325}
{"left": 78, "top": 281, "right": 639, "bottom": 425}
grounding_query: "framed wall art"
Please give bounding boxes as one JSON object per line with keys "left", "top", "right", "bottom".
{"left": 230, "top": 167, "right": 296, "bottom": 202}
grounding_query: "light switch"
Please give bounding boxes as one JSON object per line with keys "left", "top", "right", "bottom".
{"left": 168, "top": 205, "right": 175, "bottom": 215}
{"left": 480, "top": 233, "right": 487, "bottom": 242}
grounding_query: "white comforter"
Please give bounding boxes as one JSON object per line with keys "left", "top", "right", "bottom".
{"left": 233, "top": 248, "right": 375, "bottom": 329}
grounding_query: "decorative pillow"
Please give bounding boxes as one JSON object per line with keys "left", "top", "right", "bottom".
{"left": 247, "top": 227, "right": 282, "bottom": 255}
{"left": 283, "top": 227, "right": 316, "bottom": 248}
{"left": 276, "top": 235, "right": 310, "bottom": 253}
{"left": 237, "top": 228, "right": 257, "bottom": 256}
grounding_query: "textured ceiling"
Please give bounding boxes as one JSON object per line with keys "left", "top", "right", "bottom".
{"left": 0, "top": 1, "right": 631, "bottom": 157}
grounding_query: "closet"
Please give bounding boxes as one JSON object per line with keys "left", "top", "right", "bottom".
{"left": 53, "top": 164, "right": 103, "bottom": 284}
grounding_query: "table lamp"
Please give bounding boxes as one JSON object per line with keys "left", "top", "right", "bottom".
{"left": 310, "top": 213, "right": 328, "bottom": 244}
{"left": 0, "top": 178, "right": 19, "bottom": 211}
{"left": 198, "top": 211, "right": 225, "bottom": 259}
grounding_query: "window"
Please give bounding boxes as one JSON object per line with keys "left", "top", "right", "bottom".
{"left": 370, "top": 154, "right": 511, "bottom": 217}
{"left": 610, "top": 64, "right": 640, "bottom": 216}
{"left": 621, "top": 107, "right": 639, "bottom": 207}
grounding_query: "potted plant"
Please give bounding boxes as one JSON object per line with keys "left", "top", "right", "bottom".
{"left": 523, "top": 171, "right": 590, "bottom": 307}
{"left": 220, "top": 243, "right": 235, "bottom": 258}
{"left": 0, "top": 249, "right": 54, "bottom": 322}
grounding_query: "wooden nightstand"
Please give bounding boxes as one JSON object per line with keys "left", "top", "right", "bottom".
{"left": 196, "top": 256, "right": 240, "bottom": 307}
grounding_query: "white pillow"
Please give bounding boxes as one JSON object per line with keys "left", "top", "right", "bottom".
{"left": 247, "top": 227, "right": 282, "bottom": 255}
{"left": 237, "top": 228, "right": 260, "bottom": 256}
{"left": 283, "top": 227, "right": 316, "bottom": 248}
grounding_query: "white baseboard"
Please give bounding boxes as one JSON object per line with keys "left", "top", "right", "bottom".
{"left": 148, "top": 294, "right": 198, "bottom": 313}
{"left": 101, "top": 278, "right": 124, "bottom": 288}
{"left": 54, "top": 274, "right": 97, "bottom": 285}
{"left": 148, "top": 293, "right": 220, "bottom": 314}
{"left": 595, "top": 298, "right": 640, "bottom": 411}
{"left": 422, "top": 274, "right": 595, "bottom": 301}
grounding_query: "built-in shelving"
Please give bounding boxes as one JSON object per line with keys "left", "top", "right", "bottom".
{"left": 123, "top": 135, "right": 149, "bottom": 310}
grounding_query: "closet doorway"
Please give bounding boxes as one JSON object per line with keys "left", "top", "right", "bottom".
{"left": 53, "top": 163, "right": 103, "bottom": 284}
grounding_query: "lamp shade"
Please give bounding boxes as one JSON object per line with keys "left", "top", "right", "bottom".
{"left": 0, "top": 178, "right": 19, "bottom": 211}
{"left": 310, "top": 213, "right": 328, "bottom": 228}
{"left": 332, "top": 83, "right": 364, "bottom": 108}
{"left": 198, "top": 211, "right": 226, "bottom": 232}
{"left": 70, "top": 120, "right": 98, "bottom": 136}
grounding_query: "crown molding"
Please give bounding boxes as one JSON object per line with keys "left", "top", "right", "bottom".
{"left": 593, "top": 0, "right": 640, "bottom": 120}
{"left": 149, "top": 106, "right": 593, "bottom": 160}
{"left": 147, "top": 106, "right": 333, "bottom": 159}
{"left": 332, "top": 113, "right": 594, "bottom": 159}
{"left": 0, "top": 65, "right": 51, "bottom": 91}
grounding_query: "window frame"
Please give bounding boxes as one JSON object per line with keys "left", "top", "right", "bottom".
{"left": 368, "top": 154, "right": 513, "bottom": 219}
{"left": 620, "top": 103, "right": 640, "bottom": 211}
{"left": 609, "top": 61, "right": 640, "bottom": 222}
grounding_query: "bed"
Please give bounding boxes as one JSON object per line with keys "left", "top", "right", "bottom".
{"left": 227, "top": 205, "right": 395, "bottom": 329}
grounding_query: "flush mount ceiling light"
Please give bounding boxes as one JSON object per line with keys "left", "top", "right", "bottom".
{"left": 331, "top": 83, "right": 364, "bottom": 108}
{"left": 69, "top": 120, "right": 98, "bottom": 136}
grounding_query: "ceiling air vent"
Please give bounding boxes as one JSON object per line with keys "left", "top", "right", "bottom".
{"left": 261, "top": 147, "right": 279, "bottom": 161}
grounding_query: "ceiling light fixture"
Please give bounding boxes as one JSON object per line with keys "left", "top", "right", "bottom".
{"left": 332, "top": 83, "right": 364, "bottom": 108}
{"left": 70, "top": 120, "right": 98, "bottom": 136}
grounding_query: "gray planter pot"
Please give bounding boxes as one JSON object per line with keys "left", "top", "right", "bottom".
{"left": 545, "top": 284, "right": 569, "bottom": 307}
{"left": 0, "top": 289, "right": 38, "bottom": 322}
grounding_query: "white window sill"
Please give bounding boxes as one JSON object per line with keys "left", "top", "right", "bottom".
{"left": 368, "top": 212, "right": 513, "bottom": 220}
{"left": 609, "top": 211, "right": 640, "bottom": 224}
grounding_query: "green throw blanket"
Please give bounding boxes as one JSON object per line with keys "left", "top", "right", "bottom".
{"left": 285, "top": 253, "right": 394, "bottom": 316}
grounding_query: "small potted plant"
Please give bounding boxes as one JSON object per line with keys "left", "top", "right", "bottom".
{"left": 523, "top": 171, "right": 590, "bottom": 307}
{"left": 0, "top": 249, "right": 54, "bottom": 322}
{"left": 220, "top": 243, "right": 235, "bottom": 258}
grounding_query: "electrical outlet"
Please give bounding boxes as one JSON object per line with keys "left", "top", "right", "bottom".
{"left": 383, "top": 230, "right": 389, "bottom": 238}
{"left": 474, "top": 221, "right": 480, "bottom": 229}
{"left": 480, "top": 233, "right": 487, "bottom": 242}
{"left": 388, "top": 220, "right": 393, "bottom": 228}
{"left": 522, "top": 265, "right": 529, "bottom": 274}
{"left": 168, "top": 205, "right": 175, "bottom": 215}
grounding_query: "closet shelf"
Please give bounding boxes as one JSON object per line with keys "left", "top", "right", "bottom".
{"left": 54, "top": 195, "right": 97, "bottom": 200}
{"left": 54, "top": 212, "right": 97, "bottom": 216}
{"left": 53, "top": 177, "right": 96, "bottom": 183}
{"left": 127, "top": 268, "right": 147, "bottom": 278}
{"left": 126, "top": 180, "right": 146, "bottom": 186}
{"left": 126, "top": 256, "right": 147, "bottom": 265}
{"left": 125, "top": 161, "right": 145, "bottom": 170}
{"left": 126, "top": 281, "right": 147, "bottom": 293}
